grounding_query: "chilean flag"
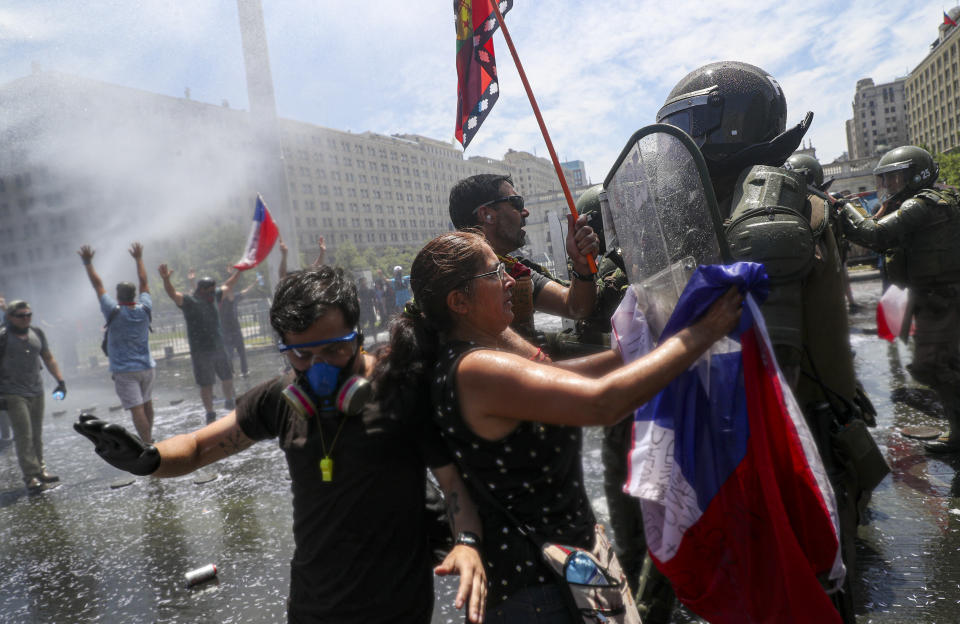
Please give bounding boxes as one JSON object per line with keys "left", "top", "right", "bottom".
{"left": 876, "top": 284, "right": 913, "bottom": 342}
{"left": 613, "top": 263, "right": 844, "bottom": 624}
{"left": 946, "top": 11, "right": 957, "bottom": 27}
{"left": 233, "top": 194, "right": 279, "bottom": 271}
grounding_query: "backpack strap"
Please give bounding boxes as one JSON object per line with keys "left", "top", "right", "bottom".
{"left": 105, "top": 306, "right": 121, "bottom": 327}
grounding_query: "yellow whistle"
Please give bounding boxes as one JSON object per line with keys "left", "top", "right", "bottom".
{"left": 320, "top": 457, "right": 333, "bottom": 482}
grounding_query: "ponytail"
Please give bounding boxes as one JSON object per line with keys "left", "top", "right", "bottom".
{"left": 372, "top": 231, "right": 489, "bottom": 423}
{"left": 372, "top": 301, "right": 442, "bottom": 420}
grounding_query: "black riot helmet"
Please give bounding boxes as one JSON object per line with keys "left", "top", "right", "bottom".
{"left": 657, "top": 61, "right": 813, "bottom": 183}
{"left": 784, "top": 154, "right": 824, "bottom": 188}
{"left": 873, "top": 145, "right": 939, "bottom": 205}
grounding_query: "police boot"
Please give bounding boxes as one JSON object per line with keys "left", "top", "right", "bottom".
{"left": 924, "top": 387, "right": 960, "bottom": 453}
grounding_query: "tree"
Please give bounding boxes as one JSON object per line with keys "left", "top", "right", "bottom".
{"left": 332, "top": 240, "right": 362, "bottom": 272}
{"left": 936, "top": 150, "right": 960, "bottom": 187}
{"left": 151, "top": 219, "right": 267, "bottom": 312}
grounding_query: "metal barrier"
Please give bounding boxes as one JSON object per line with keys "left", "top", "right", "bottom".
{"left": 148, "top": 298, "right": 274, "bottom": 359}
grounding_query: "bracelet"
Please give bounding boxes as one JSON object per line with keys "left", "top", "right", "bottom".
{"left": 568, "top": 267, "right": 596, "bottom": 282}
{"left": 529, "top": 347, "right": 543, "bottom": 361}
{"left": 455, "top": 531, "right": 482, "bottom": 549}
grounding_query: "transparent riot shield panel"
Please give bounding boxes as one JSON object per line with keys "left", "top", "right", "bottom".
{"left": 547, "top": 211, "right": 570, "bottom": 282}
{"left": 547, "top": 211, "right": 575, "bottom": 331}
{"left": 603, "top": 124, "right": 725, "bottom": 338}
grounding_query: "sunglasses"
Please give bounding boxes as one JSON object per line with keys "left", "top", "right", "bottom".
{"left": 473, "top": 194, "right": 524, "bottom": 214}
{"left": 277, "top": 330, "right": 358, "bottom": 360}
{"left": 11, "top": 312, "right": 32, "bottom": 319}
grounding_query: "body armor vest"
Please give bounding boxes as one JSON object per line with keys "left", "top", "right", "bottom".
{"left": 888, "top": 188, "right": 960, "bottom": 288}
{"left": 724, "top": 165, "right": 818, "bottom": 354}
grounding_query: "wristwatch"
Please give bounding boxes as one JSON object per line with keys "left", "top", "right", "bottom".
{"left": 568, "top": 266, "right": 596, "bottom": 282}
{"left": 455, "top": 531, "right": 482, "bottom": 549}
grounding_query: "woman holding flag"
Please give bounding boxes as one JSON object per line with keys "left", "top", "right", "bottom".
{"left": 374, "top": 231, "right": 742, "bottom": 621}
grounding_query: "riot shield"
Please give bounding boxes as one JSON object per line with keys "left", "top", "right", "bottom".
{"left": 601, "top": 123, "right": 728, "bottom": 339}
{"left": 546, "top": 211, "right": 576, "bottom": 331}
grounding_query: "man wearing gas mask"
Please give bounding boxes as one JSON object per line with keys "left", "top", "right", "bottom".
{"left": 75, "top": 267, "right": 488, "bottom": 624}
{"left": 158, "top": 265, "right": 236, "bottom": 423}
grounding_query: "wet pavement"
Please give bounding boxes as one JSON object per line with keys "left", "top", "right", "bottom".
{"left": 2, "top": 274, "right": 960, "bottom": 622}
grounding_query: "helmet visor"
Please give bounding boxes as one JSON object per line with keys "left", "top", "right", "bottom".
{"left": 656, "top": 92, "right": 723, "bottom": 147}
{"left": 875, "top": 170, "right": 908, "bottom": 203}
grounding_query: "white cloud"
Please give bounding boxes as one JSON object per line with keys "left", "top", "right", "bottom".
{"left": 0, "top": 0, "right": 955, "bottom": 181}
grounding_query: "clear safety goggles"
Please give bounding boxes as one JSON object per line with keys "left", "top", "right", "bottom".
{"left": 277, "top": 330, "right": 358, "bottom": 361}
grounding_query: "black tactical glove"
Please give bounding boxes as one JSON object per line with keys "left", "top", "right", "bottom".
{"left": 54, "top": 380, "right": 67, "bottom": 399}
{"left": 73, "top": 413, "right": 161, "bottom": 475}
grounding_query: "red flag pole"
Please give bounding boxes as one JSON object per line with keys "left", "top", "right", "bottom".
{"left": 488, "top": 1, "right": 597, "bottom": 274}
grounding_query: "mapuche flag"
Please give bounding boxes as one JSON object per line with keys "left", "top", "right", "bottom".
{"left": 454, "top": 0, "right": 513, "bottom": 148}
{"left": 233, "top": 194, "right": 279, "bottom": 271}
{"left": 613, "top": 263, "right": 844, "bottom": 624}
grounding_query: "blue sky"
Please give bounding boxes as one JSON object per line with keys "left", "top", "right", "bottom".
{"left": 0, "top": 1, "right": 953, "bottom": 183}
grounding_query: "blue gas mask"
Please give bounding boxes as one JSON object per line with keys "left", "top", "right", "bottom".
{"left": 278, "top": 330, "right": 372, "bottom": 419}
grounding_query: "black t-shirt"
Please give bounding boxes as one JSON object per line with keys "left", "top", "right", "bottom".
{"left": 236, "top": 373, "right": 450, "bottom": 623}
{"left": 432, "top": 341, "right": 596, "bottom": 606}
{"left": 216, "top": 289, "right": 243, "bottom": 336}
{"left": 181, "top": 294, "right": 223, "bottom": 353}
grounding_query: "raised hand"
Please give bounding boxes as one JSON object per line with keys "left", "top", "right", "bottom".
{"left": 566, "top": 213, "right": 599, "bottom": 274}
{"left": 77, "top": 245, "right": 95, "bottom": 264}
{"left": 73, "top": 414, "right": 161, "bottom": 476}
{"left": 129, "top": 242, "right": 143, "bottom": 259}
{"left": 158, "top": 264, "right": 174, "bottom": 280}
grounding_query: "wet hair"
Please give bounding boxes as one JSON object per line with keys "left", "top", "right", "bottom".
{"left": 448, "top": 173, "right": 513, "bottom": 230}
{"left": 372, "top": 231, "right": 489, "bottom": 417}
{"left": 116, "top": 282, "right": 136, "bottom": 303}
{"left": 196, "top": 277, "right": 216, "bottom": 290}
{"left": 270, "top": 266, "right": 359, "bottom": 337}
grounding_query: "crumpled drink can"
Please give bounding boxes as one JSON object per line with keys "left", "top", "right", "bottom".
{"left": 185, "top": 563, "right": 218, "bottom": 587}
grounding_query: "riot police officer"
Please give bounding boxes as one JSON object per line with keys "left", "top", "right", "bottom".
{"left": 840, "top": 145, "right": 960, "bottom": 454}
{"left": 785, "top": 153, "right": 825, "bottom": 188}
{"left": 657, "top": 60, "right": 879, "bottom": 622}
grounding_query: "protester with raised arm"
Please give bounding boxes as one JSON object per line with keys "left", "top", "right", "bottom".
{"left": 79, "top": 243, "right": 156, "bottom": 444}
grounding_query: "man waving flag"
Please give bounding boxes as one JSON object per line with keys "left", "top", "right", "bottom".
{"left": 234, "top": 194, "right": 279, "bottom": 271}
{"left": 454, "top": 0, "right": 513, "bottom": 148}
{"left": 613, "top": 263, "right": 844, "bottom": 624}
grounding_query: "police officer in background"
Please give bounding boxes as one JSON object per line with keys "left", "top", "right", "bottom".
{"left": 841, "top": 146, "right": 960, "bottom": 454}
{"left": 657, "top": 60, "right": 880, "bottom": 622}
{"left": 786, "top": 154, "right": 863, "bottom": 313}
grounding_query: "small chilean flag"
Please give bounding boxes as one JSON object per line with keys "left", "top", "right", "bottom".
{"left": 876, "top": 284, "right": 915, "bottom": 342}
{"left": 946, "top": 11, "right": 957, "bottom": 27}
{"left": 233, "top": 194, "right": 279, "bottom": 271}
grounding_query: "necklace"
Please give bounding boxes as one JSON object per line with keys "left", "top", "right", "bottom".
{"left": 317, "top": 414, "right": 349, "bottom": 482}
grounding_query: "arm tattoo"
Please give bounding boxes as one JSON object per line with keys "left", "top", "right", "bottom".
{"left": 218, "top": 429, "right": 254, "bottom": 455}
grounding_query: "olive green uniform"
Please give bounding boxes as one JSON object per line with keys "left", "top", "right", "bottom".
{"left": 843, "top": 188, "right": 960, "bottom": 448}
{"left": 726, "top": 168, "right": 882, "bottom": 623}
